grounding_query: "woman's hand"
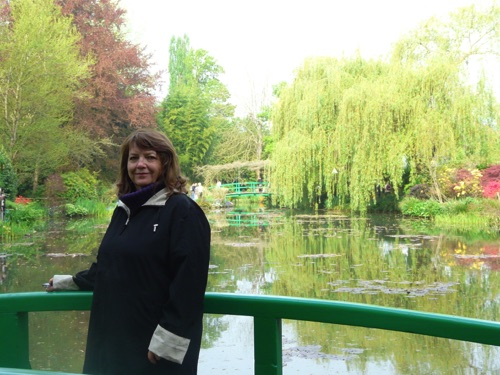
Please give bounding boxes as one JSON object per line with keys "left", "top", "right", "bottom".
{"left": 45, "top": 278, "right": 55, "bottom": 292}
{"left": 147, "top": 350, "right": 161, "bottom": 364}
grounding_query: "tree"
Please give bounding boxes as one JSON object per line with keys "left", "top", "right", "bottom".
{"left": 388, "top": 3, "right": 500, "bottom": 203}
{"left": 57, "top": 0, "right": 158, "bottom": 136}
{"left": 56, "top": 0, "right": 159, "bottom": 179}
{"left": 161, "top": 84, "right": 212, "bottom": 174}
{"left": 392, "top": 3, "right": 500, "bottom": 67}
{"left": 0, "top": 146, "right": 17, "bottom": 196}
{"left": 0, "top": 0, "right": 92, "bottom": 192}
{"left": 270, "top": 4, "right": 500, "bottom": 213}
{"left": 207, "top": 79, "right": 273, "bottom": 181}
{"left": 209, "top": 108, "right": 271, "bottom": 179}
{"left": 158, "top": 35, "right": 234, "bottom": 179}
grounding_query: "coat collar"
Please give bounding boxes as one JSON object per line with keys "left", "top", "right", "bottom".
{"left": 118, "top": 187, "right": 169, "bottom": 217}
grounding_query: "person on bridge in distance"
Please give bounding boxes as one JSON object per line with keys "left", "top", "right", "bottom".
{"left": 46, "top": 128, "right": 211, "bottom": 375}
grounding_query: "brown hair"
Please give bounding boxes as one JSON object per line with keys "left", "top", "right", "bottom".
{"left": 116, "top": 128, "right": 187, "bottom": 196}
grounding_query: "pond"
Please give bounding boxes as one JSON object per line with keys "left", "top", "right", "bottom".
{"left": 1, "top": 207, "right": 499, "bottom": 374}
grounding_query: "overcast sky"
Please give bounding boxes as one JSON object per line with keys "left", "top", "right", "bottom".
{"left": 118, "top": 0, "right": 496, "bottom": 116}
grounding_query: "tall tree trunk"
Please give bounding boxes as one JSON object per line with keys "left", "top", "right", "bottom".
{"left": 32, "top": 162, "right": 39, "bottom": 195}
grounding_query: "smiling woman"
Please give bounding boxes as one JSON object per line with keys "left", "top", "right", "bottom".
{"left": 127, "top": 146, "right": 162, "bottom": 189}
{"left": 46, "top": 128, "right": 211, "bottom": 375}
{"left": 117, "top": 129, "right": 183, "bottom": 195}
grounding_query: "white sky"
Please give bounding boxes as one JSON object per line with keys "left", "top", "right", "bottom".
{"left": 118, "top": 0, "right": 497, "bottom": 116}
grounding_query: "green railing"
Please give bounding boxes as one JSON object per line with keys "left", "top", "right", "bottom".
{"left": 212, "top": 182, "right": 270, "bottom": 197}
{"left": 0, "top": 292, "right": 499, "bottom": 375}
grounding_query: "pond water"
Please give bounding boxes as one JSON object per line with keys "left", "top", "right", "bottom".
{"left": 1, "top": 207, "right": 499, "bottom": 374}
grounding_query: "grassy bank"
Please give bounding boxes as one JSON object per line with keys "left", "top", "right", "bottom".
{"left": 399, "top": 197, "right": 500, "bottom": 234}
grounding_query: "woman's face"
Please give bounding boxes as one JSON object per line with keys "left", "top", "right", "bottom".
{"left": 127, "top": 144, "right": 163, "bottom": 190}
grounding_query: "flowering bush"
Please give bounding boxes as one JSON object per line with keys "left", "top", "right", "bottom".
{"left": 481, "top": 165, "right": 500, "bottom": 199}
{"left": 483, "top": 181, "right": 500, "bottom": 199}
{"left": 14, "top": 196, "right": 32, "bottom": 205}
{"left": 437, "top": 167, "right": 483, "bottom": 199}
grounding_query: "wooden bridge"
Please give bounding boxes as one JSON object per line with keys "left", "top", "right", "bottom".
{"left": 211, "top": 181, "right": 270, "bottom": 199}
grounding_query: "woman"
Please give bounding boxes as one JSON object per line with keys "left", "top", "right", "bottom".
{"left": 48, "top": 129, "right": 211, "bottom": 375}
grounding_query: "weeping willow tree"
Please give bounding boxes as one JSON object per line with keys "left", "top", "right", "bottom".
{"left": 271, "top": 4, "right": 500, "bottom": 213}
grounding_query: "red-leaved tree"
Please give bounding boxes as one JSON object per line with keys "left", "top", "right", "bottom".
{"left": 57, "top": 0, "right": 159, "bottom": 138}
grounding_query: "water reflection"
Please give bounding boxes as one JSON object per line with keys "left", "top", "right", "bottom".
{"left": 0, "top": 254, "right": 7, "bottom": 285}
{"left": 205, "top": 210, "right": 500, "bottom": 374}
{"left": 1, "top": 209, "right": 499, "bottom": 374}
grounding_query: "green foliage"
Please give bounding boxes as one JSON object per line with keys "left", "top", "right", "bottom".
{"left": 439, "top": 198, "right": 500, "bottom": 234}
{"left": 400, "top": 195, "right": 500, "bottom": 233}
{"left": 441, "top": 197, "right": 477, "bottom": 214}
{"left": 7, "top": 201, "right": 46, "bottom": 225}
{"left": 444, "top": 196, "right": 500, "bottom": 216}
{"left": 368, "top": 193, "right": 400, "bottom": 213}
{"left": 434, "top": 213, "right": 498, "bottom": 235}
{"left": 47, "top": 172, "right": 113, "bottom": 216}
{"left": 65, "top": 198, "right": 109, "bottom": 217}
{"left": 270, "top": 4, "right": 500, "bottom": 213}
{"left": 64, "top": 203, "right": 89, "bottom": 217}
{"left": 0, "top": 146, "right": 18, "bottom": 196}
{"left": 160, "top": 85, "right": 213, "bottom": 177}
{"left": 158, "top": 35, "right": 234, "bottom": 179}
{"left": 0, "top": 0, "right": 91, "bottom": 191}
{"left": 61, "top": 169, "right": 98, "bottom": 201}
{"left": 399, "top": 197, "right": 444, "bottom": 218}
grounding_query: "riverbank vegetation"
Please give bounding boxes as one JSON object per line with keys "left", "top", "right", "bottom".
{"left": 0, "top": 1, "right": 498, "bottom": 237}
{"left": 270, "top": 5, "right": 500, "bottom": 214}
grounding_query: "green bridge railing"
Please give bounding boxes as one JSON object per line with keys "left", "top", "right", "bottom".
{"left": 212, "top": 182, "right": 270, "bottom": 198}
{"left": 0, "top": 292, "right": 499, "bottom": 375}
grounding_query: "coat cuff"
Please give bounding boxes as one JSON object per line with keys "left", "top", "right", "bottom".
{"left": 148, "top": 325, "right": 190, "bottom": 364}
{"left": 53, "top": 275, "right": 79, "bottom": 290}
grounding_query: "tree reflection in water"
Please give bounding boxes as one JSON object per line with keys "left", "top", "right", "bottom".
{"left": 1, "top": 211, "right": 499, "bottom": 374}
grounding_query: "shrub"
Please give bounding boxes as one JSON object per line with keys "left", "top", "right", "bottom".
{"left": 481, "top": 165, "right": 500, "bottom": 199}
{"left": 61, "top": 168, "right": 99, "bottom": 201}
{"left": 481, "top": 164, "right": 500, "bottom": 184}
{"left": 8, "top": 201, "right": 46, "bottom": 224}
{"left": 399, "top": 197, "right": 443, "bottom": 218}
{"left": 437, "top": 167, "right": 483, "bottom": 199}
{"left": 408, "top": 184, "right": 431, "bottom": 199}
{"left": 441, "top": 197, "right": 477, "bottom": 214}
{"left": 368, "top": 194, "right": 399, "bottom": 213}
{"left": 0, "top": 147, "right": 18, "bottom": 196}
{"left": 453, "top": 169, "right": 483, "bottom": 198}
{"left": 14, "top": 196, "right": 32, "bottom": 205}
{"left": 483, "top": 181, "right": 500, "bottom": 199}
{"left": 64, "top": 203, "right": 89, "bottom": 217}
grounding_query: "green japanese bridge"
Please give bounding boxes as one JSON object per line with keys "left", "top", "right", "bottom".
{"left": 0, "top": 292, "right": 499, "bottom": 375}
{"left": 212, "top": 181, "right": 270, "bottom": 198}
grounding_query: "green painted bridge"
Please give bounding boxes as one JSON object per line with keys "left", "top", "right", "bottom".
{"left": 211, "top": 181, "right": 270, "bottom": 198}
{"left": 0, "top": 292, "right": 499, "bottom": 375}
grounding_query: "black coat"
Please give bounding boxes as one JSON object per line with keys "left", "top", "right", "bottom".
{"left": 74, "top": 190, "right": 211, "bottom": 375}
